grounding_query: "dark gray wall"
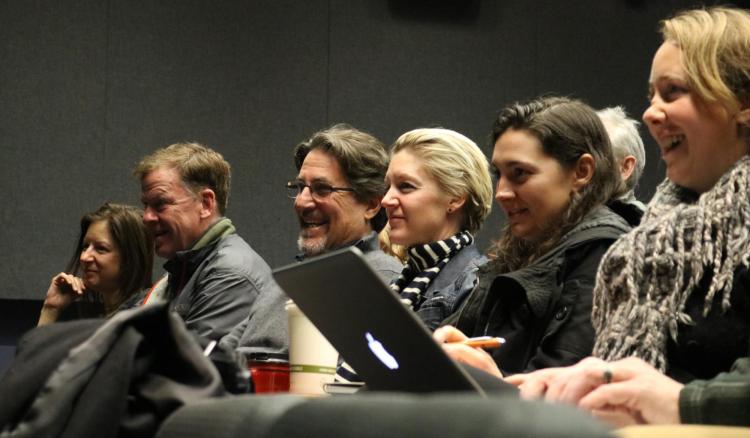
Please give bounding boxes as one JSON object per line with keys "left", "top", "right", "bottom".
{"left": 1, "top": 0, "right": 744, "bottom": 338}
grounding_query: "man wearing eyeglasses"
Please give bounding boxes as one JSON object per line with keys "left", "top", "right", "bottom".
{"left": 221, "top": 125, "right": 401, "bottom": 361}
{"left": 287, "top": 124, "right": 403, "bottom": 280}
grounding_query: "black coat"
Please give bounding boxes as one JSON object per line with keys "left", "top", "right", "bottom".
{"left": 667, "top": 264, "right": 750, "bottom": 382}
{"left": 0, "top": 304, "right": 225, "bottom": 438}
{"left": 446, "top": 206, "right": 631, "bottom": 376}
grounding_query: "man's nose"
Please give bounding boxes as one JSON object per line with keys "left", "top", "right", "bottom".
{"left": 294, "top": 186, "right": 315, "bottom": 210}
{"left": 142, "top": 206, "right": 158, "bottom": 223}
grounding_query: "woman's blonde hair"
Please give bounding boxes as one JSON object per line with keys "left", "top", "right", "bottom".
{"left": 378, "top": 223, "right": 407, "bottom": 264}
{"left": 391, "top": 128, "right": 493, "bottom": 234}
{"left": 662, "top": 7, "right": 750, "bottom": 113}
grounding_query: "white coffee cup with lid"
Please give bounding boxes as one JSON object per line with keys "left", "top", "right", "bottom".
{"left": 285, "top": 300, "right": 338, "bottom": 395}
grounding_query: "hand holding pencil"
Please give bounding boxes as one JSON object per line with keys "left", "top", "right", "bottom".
{"left": 433, "top": 325, "right": 505, "bottom": 378}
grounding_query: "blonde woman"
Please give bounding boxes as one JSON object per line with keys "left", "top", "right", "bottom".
{"left": 510, "top": 7, "right": 750, "bottom": 427}
{"left": 336, "top": 128, "right": 493, "bottom": 383}
{"left": 379, "top": 128, "right": 494, "bottom": 331}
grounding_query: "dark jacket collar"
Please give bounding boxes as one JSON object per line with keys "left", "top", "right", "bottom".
{"left": 163, "top": 242, "right": 217, "bottom": 299}
{"left": 163, "top": 220, "right": 235, "bottom": 295}
{"left": 481, "top": 205, "right": 631, "bottom": 317}
{"left": 607, "top": 198, "right": 645, "bottom": 227}
{"left": 164, "top": 242, "right": 216, "bottom": 276}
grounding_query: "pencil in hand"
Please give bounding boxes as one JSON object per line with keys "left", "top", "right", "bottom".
{"left": 461, "top": 336, "right": 505, "bottom": 350}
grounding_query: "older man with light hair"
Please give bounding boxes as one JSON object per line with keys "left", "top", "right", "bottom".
{"left": 598, "top": 106, "right": 647, "bottom": 224}
{"left": 135, "top": 142, "right": 287, "bottom": 353}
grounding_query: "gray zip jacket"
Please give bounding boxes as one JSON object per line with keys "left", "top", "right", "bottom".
{"left": 164, "top": 219, "right": 288, "bottom": 351}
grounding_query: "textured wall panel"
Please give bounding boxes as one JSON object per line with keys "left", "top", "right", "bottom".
{"left": 2, "top": 0, "right": 738, "bottom": 305}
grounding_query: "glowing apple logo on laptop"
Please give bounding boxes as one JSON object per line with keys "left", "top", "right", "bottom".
{"left": 365, "top": 332, "right": 399, "bottom": 370}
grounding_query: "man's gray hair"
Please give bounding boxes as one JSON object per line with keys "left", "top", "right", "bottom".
{"left": 597, "top": 106, "right": 646, "bottom": 191}
{"left": 293, "top": 124, "right": 390, "bottom": 232}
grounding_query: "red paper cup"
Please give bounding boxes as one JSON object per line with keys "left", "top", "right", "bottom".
{"left": 247, "top": 353, "right": 290, "bottom": 393}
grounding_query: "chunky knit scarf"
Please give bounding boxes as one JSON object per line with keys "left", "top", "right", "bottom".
{"left": 390, "top": 231, "right": 474, "bottom": 310}
{"left": 592, "top": 156, "right": 750, "bottom": 371}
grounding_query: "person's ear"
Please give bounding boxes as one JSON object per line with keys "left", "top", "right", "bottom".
{"left": 447, "top": 195, "right": 467, "bottom": 215}
{"left": 363, "top": 196, "right": 381, "bottom": 221}
{"left": 737, "top": 107, "right": 750, "bottom": 125}
{"left": 572, "top": 153, "right": 595, "bottom": 190}
{"left": 620, "top": 155, "right": 637, "bottom": 181}
{"left": 199, "top": 188, "right": 217, "bottom": 219}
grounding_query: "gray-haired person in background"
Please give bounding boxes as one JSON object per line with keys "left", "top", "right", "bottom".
{"left": 598, "top": 106, "right": 648, "bottom": 225}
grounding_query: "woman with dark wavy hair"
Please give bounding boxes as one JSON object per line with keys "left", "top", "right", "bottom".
{"left": 38, "top": 203, "right": 154, "bottom": 324}
{"left": 435, "top": 96, "right": 630, "bottom": 377}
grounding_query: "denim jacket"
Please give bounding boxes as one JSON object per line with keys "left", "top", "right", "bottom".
{"left": 414, "top": 243, "right": 486, "bottom": 331}
{"left": 165, "top": 222, "right": 288, "bottom": 348}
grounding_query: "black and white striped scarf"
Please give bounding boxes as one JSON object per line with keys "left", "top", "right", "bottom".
{"left": 390, "top": 230, "right": 474, "bottom": 310}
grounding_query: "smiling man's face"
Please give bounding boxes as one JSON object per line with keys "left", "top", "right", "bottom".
{"left": 293, "top": 148, "right": 373, "bottom": 256}
{"left": 140, "top": 167, "right": 206, "bottom": 259}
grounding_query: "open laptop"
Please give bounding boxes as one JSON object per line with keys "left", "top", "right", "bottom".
{"left": 273, "top": 246, "right": 495, "bottom": 396}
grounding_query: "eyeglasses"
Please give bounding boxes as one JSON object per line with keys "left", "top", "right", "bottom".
{"left": 286, "top": 180, "right": 355, "bottom": 200}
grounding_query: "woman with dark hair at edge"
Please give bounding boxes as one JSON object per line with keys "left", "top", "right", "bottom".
{"left": 435, "top": 96, "right": 632, "bottom": 377}
{"left": 38, "top": 202, "right": 154, "bottom": 325}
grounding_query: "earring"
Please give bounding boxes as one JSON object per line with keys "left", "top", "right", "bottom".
{"left": 447, "top": 207, "right": 453, "bottom": 213}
